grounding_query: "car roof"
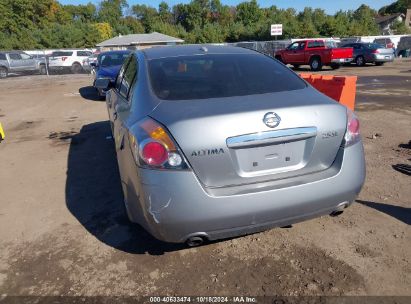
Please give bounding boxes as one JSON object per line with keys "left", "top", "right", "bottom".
{"left": 0, "top": 51, "right": 26, "bottom": 54}
{"left": 141, "top": 44, "right": 256, "bottom": 60}
{"left": 98, "top": 50, "right": 131, "bottom": 56}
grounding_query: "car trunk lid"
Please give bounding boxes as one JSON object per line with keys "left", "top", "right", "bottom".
{"left": 150, "top": 88, "right": 347, "bottom": 188}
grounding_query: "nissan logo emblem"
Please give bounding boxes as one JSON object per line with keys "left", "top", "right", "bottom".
{"left": 263, "top": 112, "right": 281, "bottom": 128}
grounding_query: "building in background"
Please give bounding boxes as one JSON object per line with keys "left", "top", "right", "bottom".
{"left": 96, "top": 32, "right": 184, "bottom": 51}
{"left": 375, "top": 13, "right": 406, "bottom": 35}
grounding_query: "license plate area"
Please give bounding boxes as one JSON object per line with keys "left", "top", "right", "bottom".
{"left": 232, "top": 139, "right": 310, "bottom": 176}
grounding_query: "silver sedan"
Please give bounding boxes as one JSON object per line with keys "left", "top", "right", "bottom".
{"left": 96, "top": 45, "right": 365, "bottom": 246}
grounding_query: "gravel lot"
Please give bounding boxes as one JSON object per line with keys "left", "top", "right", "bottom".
{"left": 0, "top": 59, "right": 410, "bottom": 297}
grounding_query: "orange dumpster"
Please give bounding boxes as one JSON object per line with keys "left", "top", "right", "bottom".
{"left": 299, "top": 73, "right": 357, "bottom": 111}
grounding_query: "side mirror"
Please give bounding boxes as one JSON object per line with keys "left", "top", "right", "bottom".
{"left": 90, "top": 62, "right": 97, "bottom": 67}
{"left": 95, "top": 78, "right": 113, "bottom": 90}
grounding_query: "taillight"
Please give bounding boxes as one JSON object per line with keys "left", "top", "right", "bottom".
{"left": 372, "top": 49, "right": 379, "bottom": 54}
{"left": 61, "top": 56, "right": 67, "bottom": 61}
{"left": 140, "top": 141, "right": 168, "bottom": 166}
{"left": 343, "top": 109, "right": 361, "bottom": 147}
{"left": 129, "top": 117, "right": 189, "bottom": 170}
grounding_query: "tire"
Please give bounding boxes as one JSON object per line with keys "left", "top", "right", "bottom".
{"left": 309, "top": 57, "right": 322, "bottom": 71}
{"left": 375, "top": 62, "right": 384, "bottom": 66}
{"left": 0, "top": 66, "right": 8, "bottom": 78}
{"left": 330, "top": 63, "right": 341, "bottom": 70}
{"left": 71, "top": 62, "right": 82, "bottom": 74}
{"left": 39, "top": 65, "right": 47, "bottom": 75}
{"left": 355, "top": 56, "right": 365, "bottom": 67}
{"left": 275, "top": 56, "right": 283, "bottom": 63}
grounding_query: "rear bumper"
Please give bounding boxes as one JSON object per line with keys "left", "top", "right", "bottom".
{"left": 127, "top": 142, "right": 365, "bottom": 243}
{"left": 373, "top": 54, "right": 394, "bottom": 62}
{"left": 331, "top": 58, "right": 353, "bottom": 64}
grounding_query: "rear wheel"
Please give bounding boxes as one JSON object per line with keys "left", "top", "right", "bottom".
{"left": 355, "top": 56, "right": 365, "bottom": 67}
{"left": 375, "top": 62, "right": 384, "bottom": 66}
{"left": 309, "top": 57, "right": 322, "bottom": 71}
{"left": 275, "top": 55, "right": 283, "bottom": 63}
{"left": 330, "top": 63, "right": 341, "bottom": 70}
{"left": 0, "top": 67, "right": 8, "bottom": 78}
{"left": 71, "top": 62, "right": 82, "bottom": 74}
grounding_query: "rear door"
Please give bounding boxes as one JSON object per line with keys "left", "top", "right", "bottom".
{"left": 148, "top": 53, "right": 347, "bottom": 188}
{"left": 7, "top": 53, "right": 24, "bottom": 71}
{"left": 111, "top": 55, "right": 138, "bottom": 192}
{"left": 20, "top": 53, "right": 37, "bottom": 70}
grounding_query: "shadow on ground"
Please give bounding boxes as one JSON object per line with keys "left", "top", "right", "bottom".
{"left": 65, "top": 121, "right": 185, "bottom": 255}
{"left": 79, "top": 86, "right": 104, "bottom": 102}
{"left": 357, "top": 200, "right": 411, "bottom": 225}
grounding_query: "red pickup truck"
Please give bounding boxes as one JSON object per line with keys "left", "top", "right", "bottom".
{"left": 275, "top": 40, "right": 353, "bottom": 71}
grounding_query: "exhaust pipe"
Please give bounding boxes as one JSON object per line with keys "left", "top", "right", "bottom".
{"left": 330, "top": 210, "right": 344, "bottom": 217}
{"left": 330, "top": 201, "right": 351, "bottom": 217}
{"left": 186, "top": 235, "right": 206, "bottom": 247}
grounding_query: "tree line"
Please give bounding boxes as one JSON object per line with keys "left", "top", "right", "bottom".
{"left": 0, "top": 0, "right": 410, "bottom": 50}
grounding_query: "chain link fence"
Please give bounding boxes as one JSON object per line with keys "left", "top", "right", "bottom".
{"left": 229, "top": 40, "right": 292, "bottom": 57}
{"left": 0, "top": 42, "right": 296, "bottom": 79}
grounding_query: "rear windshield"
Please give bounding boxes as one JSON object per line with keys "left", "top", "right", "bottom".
{"left": 52, "top": 51, "right": 73, "bottom": 57}
{"left": 148, "top": 53, "right": 306, "bottom": 100}
{"left": 98, "top": 53, "right": 129, "bottom": 67}
{"left": 365, "top": 43, "right": 384, "bottom": 49}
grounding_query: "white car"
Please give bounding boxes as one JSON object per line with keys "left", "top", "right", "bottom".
{"left": 48, "top": 50, "right": 92, "bottom": 73}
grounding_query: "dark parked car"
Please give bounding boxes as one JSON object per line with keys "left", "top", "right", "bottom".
{"left": 342, "top": 42, "right": 394, "bottom": 66}
{"left": 93, "top": 50, "right": 131, "bottom": 97}
{"left": 95, "top": 45, "right": 365, "bottom": 246}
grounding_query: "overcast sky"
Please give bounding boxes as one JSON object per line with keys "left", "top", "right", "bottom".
{"left": 60, "top": 0, "right": 394, "bottom": 14}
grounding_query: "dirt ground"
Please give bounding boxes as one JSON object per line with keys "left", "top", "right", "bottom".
{"left": 0, "top": 59, "right": 410, "bottom": 298}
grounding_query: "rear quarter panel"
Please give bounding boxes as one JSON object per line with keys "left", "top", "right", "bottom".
{"left": 0, "top": 59, "right": 10, "bottom": 70}
{"left": 303, "top": 46, "right": 330, "bottom": 64}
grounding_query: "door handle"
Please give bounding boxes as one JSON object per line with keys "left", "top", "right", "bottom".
{"left": 118, "top": 133, "right": 125, "bottom": 150}
{"left": 117, "top": 128, "right": 125, "bottom": 151}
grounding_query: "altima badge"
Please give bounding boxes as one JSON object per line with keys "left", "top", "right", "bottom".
{"left": 263, "top": 112, "right": 281, "bottom": 128}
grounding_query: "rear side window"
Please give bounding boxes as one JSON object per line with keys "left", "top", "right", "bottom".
{"left": 148, "top": 53, "right": 306, "bottom": 100}
{"left": 20, "top": 53, "right": 32, "bottom": 59}
{"left": 115, "top": 56, "right": 131, "bottom": 91}
{"left": 119, "top": 55, "right": 138, "bottom": 99}
{"left": 52, "top": 51, "right": 73, "bottom": 57}
{"left": 366, "top": 43, "right": 384, "bottom": 49}
{"left": 307, "top": 41, "right": 325, "bottom": 48}
{"left": 0, "top": 54, "right": 6, "bottom": 60}
{"left": 77, "top": 51, "right": 92, "bottom": 57}
{"left": 9, "top": 53, "right": 22, "bottom": 60}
